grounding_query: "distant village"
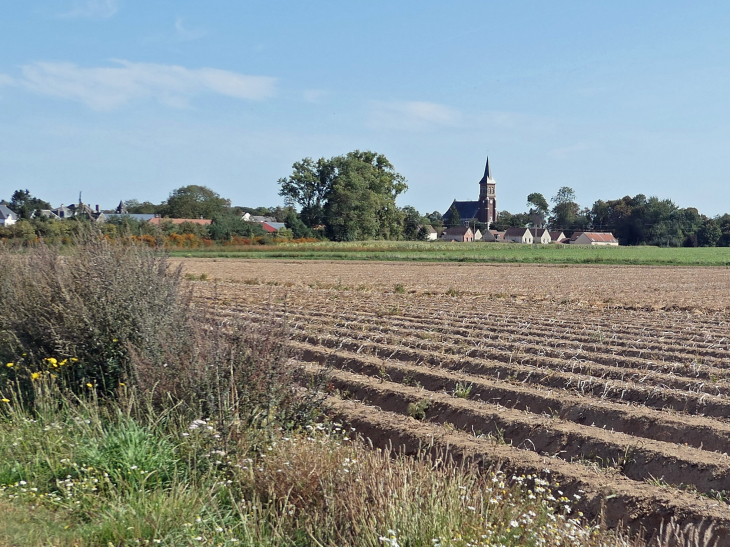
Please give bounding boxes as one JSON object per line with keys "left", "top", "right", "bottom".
{"left": 435, "top": 158, "right": 619, "bottom": 246}
{"left": 6, "top": 153, "right": 726, "bottom": 247}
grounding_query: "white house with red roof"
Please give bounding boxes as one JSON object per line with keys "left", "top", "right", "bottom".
{"left": 570, "top": 232, "right": 619, "bottom": 246}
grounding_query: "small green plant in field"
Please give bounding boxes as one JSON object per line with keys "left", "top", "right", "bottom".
{"left": 377, "top": 365, "right": 391, "bottom": 383}
{"left": 445, "top": 287, "right": 461, "bottom": 297}
{"left": 379, "top": 305, "right": 401, "bottom": 316}
{"left": 401, "top": 370, "right": 417, "bottom": 387}
{"left": 407, "top": 399, "right": 431, "bottom": 420}
{"left": 394, "top": 283, "right": 406, "bottom": 294}
{"left": 185, "top": 272, "right": 209, "bottom": 281}
{"left": 452, "top": 381, "right": 473, "bottom": 399}
{"left": 589, "top": 329, "right": 605, "bottom": 343}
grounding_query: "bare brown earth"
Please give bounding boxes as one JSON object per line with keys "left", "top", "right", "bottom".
{"left": 174, "top": 258, "right": 730, "bottom": 538}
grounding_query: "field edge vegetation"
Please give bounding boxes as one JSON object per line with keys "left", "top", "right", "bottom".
{"left": 170, "top": 240, "right": 730, "bottom": 267}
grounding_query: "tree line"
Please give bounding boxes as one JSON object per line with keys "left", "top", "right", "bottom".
{"left": 3, "top": 153, "right": 729, "bottom": 246}
{"left": 493, "top": 187, "right": 729, "bottom": 247}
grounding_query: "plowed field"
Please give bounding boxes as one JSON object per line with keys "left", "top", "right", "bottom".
{"left": 176, "top": 258, "right": 730, "bottom": 538}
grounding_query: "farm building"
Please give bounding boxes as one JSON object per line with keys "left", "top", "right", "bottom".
{"left": 473, "top": 228, "right": 483, "bottom": 241}
{"left": 262, "top": 222, "right": 286, "bottom": 233}
{"left": 442, "top": 157, "right": 498, "bottom": 228}
{"left": 44, "top": 202, "right": 106, "bottom": 222}
{"left": 243, "top": 213, "right": 277, "bottom": 223}
{"left": 570, "top": 232, "right": 619, "bottom": 246}
{"left": 481, "top": 229, "right": 497, "bottom": 242}
{"left": 489, "top": 230, "right": 504, "bottom": 241}
{"left": 0, "top": 205, "right": 18, "bottom": 227}
{"left": 503, "top": 227, "right": 533, "bottom": 244}
{"left": 421, "top": 225, "right": 438, "bottom": 240}
{"left": 442, "top": 226, "right": 474, "bottom": 242}
{"left": 529, "top": 228, "right": 552, "bottom": 244}
{"left": 549, "top": 231, "right": 566, "bottom": 243}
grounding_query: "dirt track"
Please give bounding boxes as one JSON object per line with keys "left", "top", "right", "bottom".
{"left": 175, "top": 258, "right": 730, "bottom": 537}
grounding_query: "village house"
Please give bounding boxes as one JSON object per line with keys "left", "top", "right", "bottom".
{"left": 261, "top": 221, "right": 286, "bottom": 233}
{"left": 44, "top": 202, "right": 106, "bottom": 222}
{"left": 442, "top": 226, "right": 474, "bottom": 242}
{"left": 503, "top": 227, "right": 533, "bottom": 244}
{"left": 243, "top": 213, "right": 277, "bottom": 223}
{"left": 480, "top": 229, "right": 497, "bottom": 242}
{"left": 422, "top": 225, "right": 438, "bottom": 241}
{"left": 528, "top": 228, "right": 552, "bottom": 244}
{"left": 549, "top": 231, "right": 566, "bottom": 243}
{"left": 489, "top": 230, "right": 504, "bottom": 241}
{"left": 570, "top": 232, "right": 619, "bottom": 246}
{"left": 0, "top": 205, "right": 18, "bottom": 227}
{"left": 473, "top": 228, "right": 483, "bottom": 241}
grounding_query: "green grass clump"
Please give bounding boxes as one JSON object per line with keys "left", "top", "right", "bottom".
{"left": 0, "top": 383, "right": 649, "bottom": 547}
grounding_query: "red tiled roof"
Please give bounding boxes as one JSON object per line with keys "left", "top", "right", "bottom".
{"left": 581, "top": 232, "right": 618, "bottom": 243}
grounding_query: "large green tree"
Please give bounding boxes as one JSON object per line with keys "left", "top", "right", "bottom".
{"left": 526, "top": 192, "right": 549, "bottom": 216}
{"left": 124, "top": 199, "right": 159, "bottom": 214}
{"left": 161, "top": 185, "right": 230, "bottom": 219}
{"left": 8, "top": 190, "right": 51, "bottom": 219}
{"left": 550, "top": 187, "right": 580, "bottom": 230}
{"left": 324, "top": 151, "right": 407, "bottom": 241}
{"left": 279, "top": 150, "right": 407, "bottom": 241}
{"left": 445, "top": 204, "right": 461, "bottom": 227}
{"left": 278, "top": 158, "right": 336, "bottom": 227}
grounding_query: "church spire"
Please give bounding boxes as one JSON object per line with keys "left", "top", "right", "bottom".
{"left": 478, "top": 156, "right": 494, "bottom": 185}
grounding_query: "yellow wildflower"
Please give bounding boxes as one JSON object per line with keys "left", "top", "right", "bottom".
{"left": 1, "top": 398, "right": 9, "bottom": 403}
{"left": 112, "top": 339, "right": 118, "bottom": 343}
{"left": 71, "top": 358, "right": 78, "bottom": 362}
{"left": 119, "top": 382, "right": 126, "bottom": 387}
{"left": 59, "top": 359, "right": 68, "bottom": 366}
{"left": 45, "top": 357, "right": 58, "bottom": 366}
{"left": 86, "top": 383, "right": 93, "bottom": 388}
{"left": 31, "top": 372, "right": 41, "bottom": 380}
{"left": 6, "top": 363, "right": 13, "bottom": 368}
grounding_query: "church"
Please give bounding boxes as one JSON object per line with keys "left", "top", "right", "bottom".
{"left": 442, "top": 157, "right": 497, "bottom": 227}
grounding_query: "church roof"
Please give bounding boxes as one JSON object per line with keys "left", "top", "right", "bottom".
{"left": 442, "top": 200, "right": 480, "bottom": 221}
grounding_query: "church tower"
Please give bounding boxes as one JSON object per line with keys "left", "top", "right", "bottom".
{"left": 477, "top": 157, "right": 497, "bottom": 226}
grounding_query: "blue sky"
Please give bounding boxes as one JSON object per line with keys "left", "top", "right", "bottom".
{"left": 1, "top": 1, "right": 729, "bottom": 215}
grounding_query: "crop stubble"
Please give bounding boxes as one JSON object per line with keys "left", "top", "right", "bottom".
{"left": 176, "top": 258, "right": 730, "bottom": 537}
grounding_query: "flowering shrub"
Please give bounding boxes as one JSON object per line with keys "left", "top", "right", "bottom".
{"left": 0, "top": 236, "right": 191, "bottom": 400}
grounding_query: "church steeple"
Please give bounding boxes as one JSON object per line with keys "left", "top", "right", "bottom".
{"left": 479, "top": 157, "right": 494, "bottom": 185}
{"left": 477, "top": 156, "right": 497, "bottom": 227}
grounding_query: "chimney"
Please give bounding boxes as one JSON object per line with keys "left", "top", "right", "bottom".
{"left": 95, "top": 205, "right": 99, "bottom": 213}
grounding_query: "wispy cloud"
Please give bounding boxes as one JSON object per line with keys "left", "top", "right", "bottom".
{"left": 369, "top": 101, "right": 462, "bottom": 130}
{"left": 58, "top": 0, "right": 119, "bottom": 19}
{"left": 303, "top": 89, "right": 328, "bottom": 103}
{"left": 13, "top": 60, "right": 277, "bottom": 110}
{"left": 175, "top": 16, "right": 206, "bottom": 41}
{"left": 548, "top": 142, "right": 591, "bottom": 159}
